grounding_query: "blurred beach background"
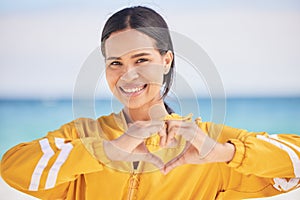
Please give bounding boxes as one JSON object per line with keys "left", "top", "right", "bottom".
{"left": 1, "top": 0, "right": 300, "bottom": 199}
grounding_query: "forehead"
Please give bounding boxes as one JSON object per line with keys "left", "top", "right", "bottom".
{"left": 105, "top": 29, "right": 156, "bottom": 58}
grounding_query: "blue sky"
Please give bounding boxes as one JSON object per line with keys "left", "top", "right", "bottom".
{"left": 1, "top": 0, "right": 300, "bottom": 12}
{"left": 0, "top": 0, "right": 300, "bottom": 99}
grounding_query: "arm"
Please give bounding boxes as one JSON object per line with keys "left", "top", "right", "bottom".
{"left": 163, "top": 119, "right": 300, "bottom": 197}
{"left": 202, "top": 122, "right": 300, "bottom": 178}
{"left": 1, "top": 119, "right": 104, "bottom": 199}
{"left": 200, "top": 121, "right": 300, "bottom": 195}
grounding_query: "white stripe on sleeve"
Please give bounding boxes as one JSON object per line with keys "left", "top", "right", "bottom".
{"left": 273, "top": 177, "right": 300, "bottom": 191}
{"left": 45, "top": 138, "right": 73, "bottom": 189}
{"left": 256, "top": 135, "right": 300, "bottom": 177}
{"left": 29, "top": 138, "right": 55, "bottom": 191}
{"left": 270, "top": 134, "right": 300, "bottom": 152}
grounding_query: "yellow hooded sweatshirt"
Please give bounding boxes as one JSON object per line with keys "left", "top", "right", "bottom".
{"left": 1, "top": 112, "right": 300, "bottom": 200}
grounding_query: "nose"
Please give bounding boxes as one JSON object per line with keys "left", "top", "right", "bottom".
{"left": 120, "top": 67, "right": 139, "bottom": 82}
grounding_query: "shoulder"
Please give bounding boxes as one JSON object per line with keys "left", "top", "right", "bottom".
{"left": 195, "top": 119, "right": 242, "bottom": 143}
{"left": 47, "top": 113, "right": 117, "bottom": 139}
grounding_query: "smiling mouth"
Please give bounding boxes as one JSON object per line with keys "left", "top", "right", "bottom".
{"left": 119, "top": 84, "right": 147, "bottom": 96}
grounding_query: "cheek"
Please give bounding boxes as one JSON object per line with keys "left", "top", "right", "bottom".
{"left": 138, "top": 64, "right": 164, "bottom": 86}
{"left": 105, "top": 70, "right": 119, "bottom": 91}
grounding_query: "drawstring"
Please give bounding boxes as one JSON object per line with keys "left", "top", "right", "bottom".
{"left": 127, "top": 173, "right": 140, "bottom": 200}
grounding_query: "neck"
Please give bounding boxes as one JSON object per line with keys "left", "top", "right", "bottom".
{"left": 123, "top": 100, "right": 169, "bottom": 122}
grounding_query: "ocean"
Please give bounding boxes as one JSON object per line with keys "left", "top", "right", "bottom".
{"left": 1, "top": 97, "right": 300, "bottom": 157}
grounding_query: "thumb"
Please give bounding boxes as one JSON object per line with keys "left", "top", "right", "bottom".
{"left": 162, "top": 142, "right": 189, "bottom": 174}
{"left": 128, "top": 123, "right": 133, "bottom": 127}
{"left": 140, "top": 152, "right": 164, "bottom": 170}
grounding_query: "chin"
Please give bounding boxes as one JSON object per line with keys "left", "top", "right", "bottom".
{"left": 125, "top": 101, "right": 146, "bottom": 110}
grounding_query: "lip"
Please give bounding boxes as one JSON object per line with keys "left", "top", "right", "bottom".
{"left": 119, "top": 84, "right": 147, "bottom": 97}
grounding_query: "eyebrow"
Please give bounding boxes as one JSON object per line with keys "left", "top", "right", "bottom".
{"left": 131, "top": 52, "right": 151, "bottom": 59}
{"left": 106, "top": 52, "right": 151, "bottom": 60}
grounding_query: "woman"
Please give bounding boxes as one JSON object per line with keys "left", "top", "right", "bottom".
{"left": 1, "top": 6, "right": 300, "bottom": 200}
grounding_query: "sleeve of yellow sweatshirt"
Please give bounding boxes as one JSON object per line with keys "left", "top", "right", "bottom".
{"left": 197, "top": 120, "right": 300, "bottom": 196}
{"left": 1, "top": 118, "right": 109, "bottom": 199}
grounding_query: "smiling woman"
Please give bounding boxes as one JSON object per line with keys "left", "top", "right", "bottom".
{"left": 105, "top": 29, "right": 173, "bottom": 116}
{"left": 1, "top": 6, "right": 300, "bottom": 200}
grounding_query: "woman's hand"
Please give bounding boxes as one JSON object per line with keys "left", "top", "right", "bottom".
{"left": 102, "top": 120, "right": 166, "bottom": 169}
{"left": 100, "top": 119, "right": 235, "bottom": 173}
{"left": 161, "top": 120, "right": 235, "bottom": 174}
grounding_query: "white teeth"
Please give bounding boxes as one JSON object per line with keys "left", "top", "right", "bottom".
{"left": 122, "top": 86, "right": 144, "bottom": 93}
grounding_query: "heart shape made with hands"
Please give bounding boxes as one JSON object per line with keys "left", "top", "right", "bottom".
{"left": 120, "top": 118, "right": 217, "bottom": 174}
{"left": 76, "top": 113, "right": 218, "bottom": 174}
{"left": 108, "top": 115, "right": 218, "bottom": 174}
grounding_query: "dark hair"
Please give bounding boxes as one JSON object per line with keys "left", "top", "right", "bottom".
{"left": 101, "top": 6, "right": 175, "bottom": 113}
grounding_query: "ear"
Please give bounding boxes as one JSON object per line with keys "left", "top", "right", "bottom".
{"left": 163, "top": 50, "right": 173, "bottom": 75}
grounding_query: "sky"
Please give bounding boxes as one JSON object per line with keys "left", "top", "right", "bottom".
{"left": 0, "top": 0, "right": 300, "bottom": 99}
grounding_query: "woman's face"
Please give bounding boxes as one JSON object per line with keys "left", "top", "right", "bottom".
{"left": 104, "top": 29, "right": 173, "bottom": 109}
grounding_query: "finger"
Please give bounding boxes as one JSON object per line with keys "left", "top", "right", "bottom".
{"left": 166, "top": 122, "right": 180, "bottom": 146}
{"left": 167, "top": 120, "right": 198, "bottom": 141}
{"left": 162, "top": 142, "right": 190, "bottom": 174}
{"left": 134, "top": 120, "right": 164, "bottom": 128}
{"left": 177, "top": 127, "right": 197, "bottom": 141}
{"left": 101, "top": 140, "right": 129, "bottom": 161}
{"left": 161, "top": 121, "right": 190, "bottom": 147}
{"left": 159, "top": 122, "right": 167, "bottom": 147}
{"left": 127, "top": 120, "right": 165, "bottom": 139}
{"left": 166, "top": 120, "right": 189, "bottom": 128}
{"left": 141, "top": 153, "right": 165, "bottom": 170}
{"left": 162, "top": 154, "right": 185, "bottom": 175}
{"left": 166, "top": 138, "right": 178, "bottom": 148}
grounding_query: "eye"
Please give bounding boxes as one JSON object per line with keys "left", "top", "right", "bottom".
{"left": 108, "top": 61, "right": 122, "bottom": 68}
{"left": 136, "top": 58, "right": 149, "bottom": 64}
{"left": 111, "top": 61, "right": 122, "bottom": 66}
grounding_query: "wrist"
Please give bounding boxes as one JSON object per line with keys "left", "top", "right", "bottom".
{"left": 206, "top": 142, "right": 235, "bottom": 163}
{"left": 220, "top": 142, "right": 235, "bottom": 163}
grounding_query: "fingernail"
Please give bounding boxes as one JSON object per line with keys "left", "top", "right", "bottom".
{"left": 163, "top": 170, "right": 168, "bottom": 175}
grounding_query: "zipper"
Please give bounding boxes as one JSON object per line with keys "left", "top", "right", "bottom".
{"left": 127, "top": 162, "right": 140, "bottom": 200}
